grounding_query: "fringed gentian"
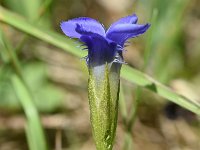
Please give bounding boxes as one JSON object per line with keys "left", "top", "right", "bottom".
{"left": 60, "top": 14, "right": 150, "bottom": 150}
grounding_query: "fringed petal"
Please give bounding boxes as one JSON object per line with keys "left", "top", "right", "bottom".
{"left": 60, "top": 17, "right": 105, "bottom": 38}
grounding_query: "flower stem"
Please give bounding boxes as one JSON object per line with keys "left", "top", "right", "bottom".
{"left": 88, "top": 64, "right": 119, "bottom": 150}
{"left": 126, "top": 8, "right": 158, "bottom": 132}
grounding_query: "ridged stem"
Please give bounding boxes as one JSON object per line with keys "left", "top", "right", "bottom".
{"left": 88, "top": 64, "right": 120, "bottom": 150}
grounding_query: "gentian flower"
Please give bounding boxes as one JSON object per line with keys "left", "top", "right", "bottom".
{"left": 60, "top": 14, "right": 150, "bottom": 150}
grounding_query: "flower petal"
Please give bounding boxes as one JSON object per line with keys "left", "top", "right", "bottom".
{"left": 80, "top": 34, "right": 117, "bottom": 67}
{"left": 60, "top": 17, "right": 105, "bottom": 38}
{"left": 106, "top": 23, "right": 150, "bottom": 46}
{"left": 106, "top": 14, "right": 138, "bottom": 34}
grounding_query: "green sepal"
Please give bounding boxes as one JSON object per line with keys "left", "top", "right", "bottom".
{"left": 88, "top": 64, "right": 120, "bottom": 150}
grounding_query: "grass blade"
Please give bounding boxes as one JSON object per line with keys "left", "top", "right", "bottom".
{"left": 121, "top": 65, "right": 200, "bottom": 115}
{"left": 12, "top": 75, "right": 48, "bottom": 150}
{"left": 0, "top": 6, "right": 84, "bottom": 57}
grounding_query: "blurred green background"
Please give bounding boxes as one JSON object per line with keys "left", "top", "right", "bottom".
{"left": 0, "top": 0, "right": 200, "bottom": 149}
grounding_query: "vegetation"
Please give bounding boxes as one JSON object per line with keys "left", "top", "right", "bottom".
{"left": 0, "top": 0, "right": 200, "bottom": 149}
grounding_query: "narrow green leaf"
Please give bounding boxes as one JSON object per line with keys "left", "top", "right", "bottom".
{"left": 122, "top": 65, "right": 200, "bottom": 115}
{"left": 12, "top": 75, "right": 48, "bottom": 150}
{"left": 0, "top": 6, "right": 84, "bottom": 58}
{"left": 0, "top": 6, "right": 200, "bottom": 115}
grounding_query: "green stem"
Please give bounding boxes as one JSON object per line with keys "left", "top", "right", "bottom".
{"left": 127, "top": 87, "right": 142, "bottom": 132}
{"left": 126, "top": 9, "right": 159, "bottom": 133}
{"left": 89, "top": 64, "right": 119, "bottom": 150}
{"left": 143, "top": 9, "right": 158, "bottom": 70}
{"left": 122, "top": 132, "right": 133, "bottom": 150}
{"left": 0, "top": 29, "right": 27, "bottom": 86}
{"left": 119, "top": 83, "right": 127, "bottom": 126}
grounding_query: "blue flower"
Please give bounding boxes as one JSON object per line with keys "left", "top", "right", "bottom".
{"left": 60, "top": 14, "right": 150, "bottom": 150}
{"left": 60, "top": 14, "right": 150, "bottom": 67}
